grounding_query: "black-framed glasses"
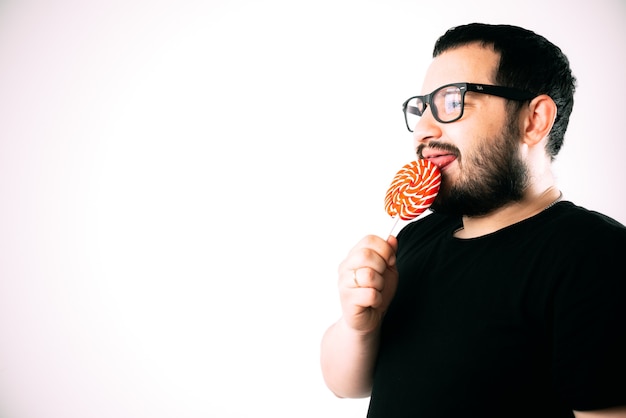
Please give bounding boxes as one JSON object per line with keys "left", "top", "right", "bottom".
{"left": 402, "top": 82, "right": 536, "bottom": 132}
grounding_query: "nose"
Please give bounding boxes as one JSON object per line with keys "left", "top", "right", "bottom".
{"left": 412, "top": 106, "right": 442, "bottom": 147}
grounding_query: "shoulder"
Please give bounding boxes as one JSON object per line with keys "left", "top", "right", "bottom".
{"left": 533, "top": 202, "right": 626, "bottom": 303}
{"left": 550, "top": 201, "right": 625, "bottom": 227}
{"left": 542, "top": 201, "right": 626, "bottom": 243}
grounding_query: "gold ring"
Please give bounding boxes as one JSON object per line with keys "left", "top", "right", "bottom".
{"left": 353, "top": 269, "right": 360, "bottom": 287}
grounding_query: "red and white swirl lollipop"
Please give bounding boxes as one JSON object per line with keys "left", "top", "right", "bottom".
{"left": 385, "top": 159, "right": 441, "bottom": 229}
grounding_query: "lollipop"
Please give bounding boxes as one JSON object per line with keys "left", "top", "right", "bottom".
{"left": 385, "top": 159, "right": 441, "bottom": 222}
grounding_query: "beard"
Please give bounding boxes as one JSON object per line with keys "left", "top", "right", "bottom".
{"left": 420, "top": 116, "right": 529, "bottom": 217}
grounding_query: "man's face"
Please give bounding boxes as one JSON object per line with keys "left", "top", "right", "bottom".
{"left": 413, "top": 44, "right": 529, "bottom": 217}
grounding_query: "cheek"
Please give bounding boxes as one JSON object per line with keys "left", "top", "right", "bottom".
{"left": 449, "top": 111, "right": 508, "bottom": 157}
{"left": 444, "top": 124, "right": 476, "bottom": 161}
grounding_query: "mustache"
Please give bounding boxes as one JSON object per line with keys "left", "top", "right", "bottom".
{"left": 416, "top": 143, "right": 461, "bottom": 159}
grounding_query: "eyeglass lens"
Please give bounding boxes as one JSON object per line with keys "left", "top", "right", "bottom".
{"left": 405, "top": 85, "right": 463, "bottom": 131}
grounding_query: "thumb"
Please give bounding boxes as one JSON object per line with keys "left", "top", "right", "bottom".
{"left": 386, "top": 235, "right": 398, "bottom": 266}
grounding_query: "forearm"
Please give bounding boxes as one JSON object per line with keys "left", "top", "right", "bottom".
{"left": 320, "top": 317, "right": 381, "bottom": 399}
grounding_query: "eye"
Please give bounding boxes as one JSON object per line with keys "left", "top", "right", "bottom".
{"left": 443, "top": 91, "right": 462, "bottom": 114}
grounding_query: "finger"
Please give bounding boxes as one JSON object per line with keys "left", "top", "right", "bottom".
{"left": 346, "top": 247, "right": 390, "bottom": 276}
{"left": 341, "top": 298, "right": 383, "bottom": 333}
{"left": 349, "top": 235, "right": 397, "bottom": 271}
{"left": 341, "top": 285, "right": 384, "bottom": 314}
{"left": 363, "top": 235, "right": 397, "bottom": 266}
{"left": 351, "top": 267, "right": 384, "bottom": 292}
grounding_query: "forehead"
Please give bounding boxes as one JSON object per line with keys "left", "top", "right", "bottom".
{"left": 421, "top": 43, "right": 500, "bottom": 94}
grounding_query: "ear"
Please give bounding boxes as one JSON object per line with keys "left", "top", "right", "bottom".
{"left": 522, "top": 94, "right": 557, "bottom": 146}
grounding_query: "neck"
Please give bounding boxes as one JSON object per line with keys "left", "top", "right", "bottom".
{"left": 454, "top": 186, "right": 562, "bottom": 239}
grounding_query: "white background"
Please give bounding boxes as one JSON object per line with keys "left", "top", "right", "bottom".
{"left": 0, "top": 1, "right": 624, "bottom": 417}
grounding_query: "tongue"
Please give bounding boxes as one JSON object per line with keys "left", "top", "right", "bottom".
{"left": 428, "top": 155, "right": 457, "bottom": 169}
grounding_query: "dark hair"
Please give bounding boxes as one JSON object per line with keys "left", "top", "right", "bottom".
{"left": 433, "top": 23, "right": 577, "bottom": 158}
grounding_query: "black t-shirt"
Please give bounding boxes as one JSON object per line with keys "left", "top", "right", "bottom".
{"left": 367, "top": 201, "right": 626, "bottom": 418}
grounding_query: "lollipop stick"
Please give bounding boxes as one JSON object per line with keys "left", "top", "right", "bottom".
{"left": 388, "top": 215, "right": 401, "bottom": 237}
